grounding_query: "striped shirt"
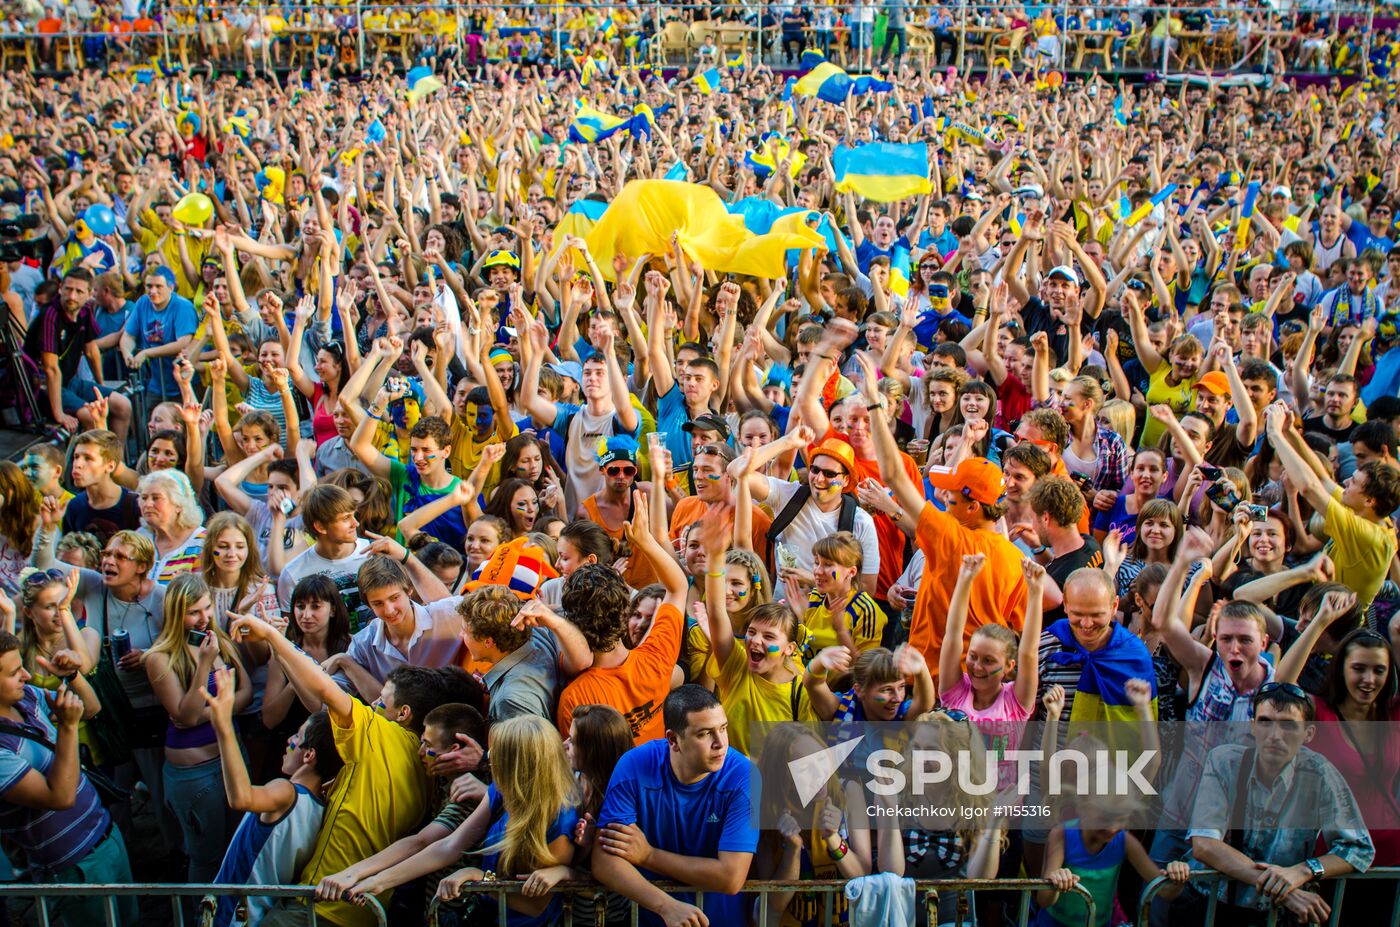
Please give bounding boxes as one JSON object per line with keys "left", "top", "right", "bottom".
{"left": 142, "top": 525, "right": 207, "bottom": 586}
{"left": 0, "top": 686, "right": 110, "bottom": 875}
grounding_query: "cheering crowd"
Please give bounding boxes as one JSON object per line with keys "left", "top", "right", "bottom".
{"left": 1, "top": 37, "right": 1399, "bottom": 927}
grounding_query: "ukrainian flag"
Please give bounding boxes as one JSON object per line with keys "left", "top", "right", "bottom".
{"left": 1044, "top": 621, "right": 1158, "bottom": 755}
{"left": 889, "top": 243, "right": 912, "bottom": 297}
{"left": 793, "top": 61, "right": 853, "bottom": 103}
{"left": 799, "top": 48, "right": 826, "bottom": 70}
{"left": 832, "top": 143, "right": 932, "bottom": 202}
{"left": 405, "top": 66, "right": 443, "bottom": 103}
{"left": 599, "top": 15, "right": 617, "bottom": 40}
{"left": 1233, "top": 181, "right": 1260, "bottom": 253}
{"left": 1113, "top": 93, "right": 1128, "bottom": 127}
{"left": 695, "top": 68, "right": 723, "bottom": 94}
{"left": 568, "top": 105, "right": 650, "bottom": 144}
{"left": 1124, "top": 184, "right": 1177, "bottom": 228}
{"left": 726, "top": 51, "right": 746, "bottom": 70}
{"left": 745, "top": 134, "right": 806, "bottom": 179}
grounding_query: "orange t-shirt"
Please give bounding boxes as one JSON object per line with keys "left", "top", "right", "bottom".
{"left": 556, "top": 602, "right": 683, "bottom": 745}
{"left": 825, "top": 429, "right": 921, "bottom": 603}
{"left": 669, "top": 497, "right": 773, "bottom": 555}
{"left": 909, "top": 503, "right": 1028, "bottom": 687}
{"left": 581, "top": 495, "right": 660, "bottom": 591}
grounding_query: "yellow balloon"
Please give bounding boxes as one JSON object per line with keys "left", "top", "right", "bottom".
{"left": 173, "top": 193, "right": 213, "bottom": 227}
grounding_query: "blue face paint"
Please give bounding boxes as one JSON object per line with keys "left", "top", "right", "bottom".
{"left": 764, "top": 644, "right": 782, "bottom": 654}
{"left": 735, "top": 588, "right": 748, "bottom": 599}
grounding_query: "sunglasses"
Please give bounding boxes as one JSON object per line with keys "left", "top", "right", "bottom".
{"left": 1252, "top": 681, "right": 1309, "bottom": 705}
{"left": 24, "top": 568, "right": 66, "bottom": 588}
{"left": 809, "top": 465, "right": 846, "bottom": 480}
{"left": 931, "top": 706, "right": 970, "bottom": 722}
{"left": 605, "top": 465, "right": 637, "bottom": 478}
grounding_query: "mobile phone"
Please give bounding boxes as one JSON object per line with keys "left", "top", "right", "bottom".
{"left": 1198, "top": 464, "right": 1224, "bottom": 482}
{"left": 279, "top": 496, "right": 296, "bottom": 516}
{"left": 187, "top": 629, "right": 209, "bottom": 647}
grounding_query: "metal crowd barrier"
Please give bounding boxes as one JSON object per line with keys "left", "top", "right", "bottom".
{"left": 1137, "top": 867, "right": 1400, "bottom": 927}
{"left": 426, "top": 877, "right": 1097, "bottom": 927}
{"left": 0, "top": 883, "right": 388, "bottom": 927}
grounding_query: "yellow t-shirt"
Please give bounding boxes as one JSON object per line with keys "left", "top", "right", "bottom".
{"left": 715, "top": 637, "right": 819, "bottom": 758}
{"left": 448, "top": 416, "right": 519, "bottom": 481}
{"left": 1324, "top": 488, "right": 1397, "bottom": 610}
{"left": 1139, "top": 365, "right": 1197, "bottom": 448}
{"left": 135, "top": 210, "right": 209, "bottom": 299}
{"left": 802, "top": 590, "right": 886, "bottom": 662}
{"left": 298, "top": 699, "right": 428, "bottom": 927}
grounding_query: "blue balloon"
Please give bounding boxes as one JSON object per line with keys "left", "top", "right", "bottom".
{"left": 82, "top": 204, "right": 116, "bottom": 237}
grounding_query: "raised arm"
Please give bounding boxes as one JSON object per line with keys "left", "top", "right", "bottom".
{"left": 939, "top": 553, "right": 986, "bottom": 697}
{"left": 228, "top": 611, "right": 355, "bottom": 725}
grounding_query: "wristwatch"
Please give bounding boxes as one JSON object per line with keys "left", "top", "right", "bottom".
{"left": 1304, "top": 858, "right": 1325, "bottom": 882}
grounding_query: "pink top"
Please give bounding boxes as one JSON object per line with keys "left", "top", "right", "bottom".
{"left": 311, "top": 382, "right": 337, "bottom": 446}
{"left": 941, "top": 674, "right": 1032, "bottom": 790}
{"left": 1311, "top": 699, "right": 1400, "bottom": 864}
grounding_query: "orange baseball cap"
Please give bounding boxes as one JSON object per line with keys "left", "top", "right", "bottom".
{"left": 927, "top": 457, "right": 1006, "bottom": 505}
{"left": 1192, "top": 371, "right": 1230, "bottom": 396}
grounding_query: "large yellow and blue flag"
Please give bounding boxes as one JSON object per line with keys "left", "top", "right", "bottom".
{"left": 1125, "top": 184, "right": 1177, "bottom": 228}
{"left": 832, "top": 143, "right": 932, "bottom": 202}
{"left": 695, "top": 68, "right": 723, "bottom": 94}
{"left": 800, "top": 48, "right": 826, "bottom": 70}
{"left": 599, "top": 15, "right": 618, "bottom": 40}
{"left": 793, "top": 62, "right": 853, "bottom": 103}
{"left": 793, "top": 62, "right": 892, "bottom": 104}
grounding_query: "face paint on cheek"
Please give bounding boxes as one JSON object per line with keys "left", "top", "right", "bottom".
{"left": 735, "top": 588, "right": 747, "bottom": 599}
{"left": 764, "top": 644, "right": 782, "bottom": 654}
{"left": 871, "top": 692, "right": 895, "bottom": 704}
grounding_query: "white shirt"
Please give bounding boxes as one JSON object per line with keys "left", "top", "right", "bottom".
{"left": 764, "top": 477, "right": 880, "bottom": 594}
{"left": 277, "top": 538, "right": 374, "bottom": 631}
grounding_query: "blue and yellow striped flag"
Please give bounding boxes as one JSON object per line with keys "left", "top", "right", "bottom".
{"left": 568, "top": 105, "right": 651, "bottom": 144}
{"left": 832, "top": 143, "right": 932, "bottom": 203}
{"left": 1125, "top": 184, "right": 1178, "bottom": 228}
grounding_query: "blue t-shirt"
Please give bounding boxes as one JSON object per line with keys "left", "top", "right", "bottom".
{"left": 599, "top": 739, "right": 758, "bottom": 927}
{"left": 655, "top": 385, "right": 706, "bottom": 467}
{"left": 480, "top": 783, "right": 579, "bottom": 926}
{"left": 855, "top": 236, "right": 912, "bottom": 275}
{"left": 389, "top": 459, "right": 466, "bottom": 551}
{"left": 123, "top": 293, "right": 198, "bottom": 397}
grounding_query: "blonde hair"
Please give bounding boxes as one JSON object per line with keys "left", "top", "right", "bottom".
{"left": 478, "top": 715, "right": 579, "bottom": 878}
{"left": 107, "top": 530, "right": 156, "bottom": 572}
{"left": 1099, "top": 399, "right": 1137, "bottom": 446}
{"left": 908, "top": 711, "right": 996, "bottom": 849}
{"left": 147, "top": 574, "right": 245, "bottom": 690}
{"left": 199, "top": 512, "right": 270, "bottom": 612}
{"left": 137, "top": 469, "right": 204, "bottom": 532}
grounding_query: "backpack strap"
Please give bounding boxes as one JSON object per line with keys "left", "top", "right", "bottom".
{"left": 1224, "top": 747, "right": 1256, "bottom": 907}
{"left": 837, "top": 492, "right": 858, "bottom": 534}
{"left": 766, "top": 484, "right": 814, "bottom": 548}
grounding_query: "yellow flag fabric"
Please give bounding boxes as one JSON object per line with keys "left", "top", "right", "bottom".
{"left": 585, "top": 181, "right": 824, "bottom": 280}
